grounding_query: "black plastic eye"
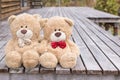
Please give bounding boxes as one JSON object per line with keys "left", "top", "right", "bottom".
{"left": 54, "top": 29, "right": 57, "bottom": 31}
{"left": 58, "top": 29, "right": 61, "bottom": 31}
{"left": 25, "top": 26, "right": 27, "bottom": 28}
{"left": 21, "top": 26, "right": 23, "bottom": 28}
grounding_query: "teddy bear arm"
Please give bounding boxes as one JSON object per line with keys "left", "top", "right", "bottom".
{"left": 5, "top": 40, "right": 15, "bottom": 54}
{"left": 37, "top": 40, "right": 48, "bottom": 54}
{"left": 67, "top": 40, "right": 80, "bottom": 57}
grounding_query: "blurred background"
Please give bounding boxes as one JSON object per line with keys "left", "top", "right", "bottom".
{"left": 1, "top": 0, "right": 120, "bottom": 35}
{"left": 1, "top": 0, "right": 120, "bottom": 20}
{"left": 29, "top": 0, "right": 120, "bottom": 15}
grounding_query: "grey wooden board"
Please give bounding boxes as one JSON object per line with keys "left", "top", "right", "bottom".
{"left": 9, "top": 67, "right": 24, "bottom": 73}
{"left": 62, "top": 8, "right": 102, "bottom": 74}
{"left": 25, "top": 67, "right": 39, "bottom": 73}
{"left": 0, "top": 58, "right": 8, "bottom": 72}
{"left": 71, "top": 15, "right": 116, "bottom": 70}
{"left": 55, "top": 65, "right": 70, "bottom": 74}
{"left": 10, "top": 74, "right": 27, "bottom": 80}
{"left": 82, "top": 18, "right": 120, "bottom": 55}
{"left": 70, "top": 8, "right": 119, "bottom": 74}
{"left": 71, "top": 56, "right": 86, "bottom": 74}
{"left": 0, "top": 73, "right": 9, "bottom": 80}
{"left": 78, "top": 17, "right": 120, "bottom": 71}
{"left": 82, "top": 17, "right": 120, "bottom": 47}
{"left": 0, "top": 49, "right": 5, "bottom": 61}
{"left": 0, "top": 73, "right": 119, "bottom": 80}
{"left": 75, "top": 19, "right": 118, "bottom": 74}
{"left": 73, "top": 7, "right": 120, "bottom": 18}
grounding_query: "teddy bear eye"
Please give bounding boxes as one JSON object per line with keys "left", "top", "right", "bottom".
{"left": 58, "top": 29, "right": 61, "bottom": 31}
{"left": 21, "top": 26, "right": 23, "bottom": 28}
{"left": 54, "top": 29, "right": 57, "bottom": 31}
{"left": 25, "top": 26, "right": 27, "bottom": 28}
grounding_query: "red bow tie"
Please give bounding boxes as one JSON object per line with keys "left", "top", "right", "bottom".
{"left": 51, "top": 41, "right": 66, "bottom": 49}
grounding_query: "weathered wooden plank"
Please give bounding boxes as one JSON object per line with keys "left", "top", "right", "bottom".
{"left": 62, "top": 8, "right": 102, "bottom": 75}
{"left": 1, "top": 6, "right": 20, "bottom": 14}
{"left": 40, "top": 66, "right": 55, "bottom": 74}
{"left": 10, "top": 74, "right": 27, "bottom": 80}
{"left": 0, "top": 73, "right": 9, "bottom": 80}
{"left": 0, "top": 41, "right": 7, "bottom": 49}
{"left": 73, "top": 17, "right": 119, "bottom": 74}
{"left": 55, "top": 65, "right": 71, "bottom": 74}
{"left": 1, "top": 0, "right": 20, "bottom": 2}
{"left": 74, "top": 7, "right": 119, "bottom": 18}
{"left": 25, "top": 66, "right": 39, "bottom": 73}
{"left": 78, "top": 17, "right": 120, "bottom": 69}
{"left": 86, "top": 19, "right": 120, "bottom": 45}
{"left": 1, "top": 2, "right": 20, "bottom": 8}
{"left": 0, "top": 58, "right": 8, "bottom": 73}
{"left": 71, "top": 56, "right": 86, "bottom": 74}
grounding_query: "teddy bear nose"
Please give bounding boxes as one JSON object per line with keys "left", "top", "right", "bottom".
{"left": 21, "top": 30, "right": 27, "bottom": 34}
{"left": 55, "top": 32, "right": 61, "bottom": 37}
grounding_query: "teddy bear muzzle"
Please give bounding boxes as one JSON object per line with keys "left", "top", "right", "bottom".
{"left": 21, "top": 29, "right": 27, "bottom": 34}
{"left": 55, "top": 32, "right": 61, "bottom": 37}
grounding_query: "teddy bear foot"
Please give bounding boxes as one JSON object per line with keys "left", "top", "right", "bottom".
{"left": 39, "top": 52, "right": 58, "bottom": 68}
{"left": 5, "top": 51, "right": 22, "bottom": 69}
{"left": 23, "top": 50, "right": 39, "bottom": 69}
{"left": 60, "top": 52, "right": 77, "bottom": 68}
{"left": 23, "top": 60, "right": 39, "bottom": 69}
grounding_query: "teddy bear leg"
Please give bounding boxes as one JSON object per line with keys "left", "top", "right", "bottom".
{"left": 5, "top": 51, "right": 22, "bottom": 69}
{"left": 23, "top": 50, "right": 39, "bottom": 69}
{"left": 39, "top": 52, "right": 58, "bottom": 68}
{"left": 59, "top": 52, "right": 77, "bottom": 68}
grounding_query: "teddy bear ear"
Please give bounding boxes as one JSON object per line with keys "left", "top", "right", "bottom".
{"left": 33, "top": 14, "right": 41, "bottom": 20}
{"left": 39, "top": 18, "right": 48, "bottom": 28}
{"left": 8, "top": 15, "right": 16, "bottom": 24}
{"left": 64, "top": 18, "right": 74, "bottom": 27}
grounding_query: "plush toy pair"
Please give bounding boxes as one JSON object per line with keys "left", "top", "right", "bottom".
{"left": 5, "top": 13, "right": 80, "bottom": 69}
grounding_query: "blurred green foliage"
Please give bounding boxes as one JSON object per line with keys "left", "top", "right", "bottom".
{"left": 95, "top": 0, "right": 120, "bottom": 15}
{"left": 42, "top": 0, "right": 95, "bottom": 7}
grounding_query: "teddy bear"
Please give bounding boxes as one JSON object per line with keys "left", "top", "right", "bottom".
{"left": 5, "top": 13, "right": 44, "bottom": 69}
{"left": 38, "top": 16, "right": 80, "bottom": 68}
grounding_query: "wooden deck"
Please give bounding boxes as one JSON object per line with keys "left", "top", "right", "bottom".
{"left": 1, "top": 7, "right": 120, "bottom": 80}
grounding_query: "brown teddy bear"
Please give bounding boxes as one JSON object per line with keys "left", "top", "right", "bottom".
{"left": 5, "top": 13, "right": 44, "bottom": 69}
{"left": 39, "top": 16, "right": 80, "bottom": 68}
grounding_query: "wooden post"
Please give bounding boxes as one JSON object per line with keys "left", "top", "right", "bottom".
{"left": 30, "top": 0, "right": 33, "bottom": 8}
{"left": 0, "top": 0, "right": 1, "bottom": 20}
{"left": 118, "top": 7, "right": 120, "bottom": 16}
{"left": 113, "top": 23, "right": 119, "bottom": 36}
{"left": 104, "top": 23, "right": 110, "bottom": 31}
{"left": 99, "top": 23, "right": 103, "bottom": 27}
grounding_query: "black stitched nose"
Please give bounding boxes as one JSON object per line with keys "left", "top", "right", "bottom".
{"left": 21, "top": 30, "right": 27, "bottom": 34}
{"left": 55, "top": 32, "right": 61, "bottom": 37}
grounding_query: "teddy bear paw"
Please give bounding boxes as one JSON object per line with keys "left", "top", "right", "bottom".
{"left": 23, "top": 59, "right": 38, "bottom": 69}
{"left": 60, "top": 53, "right": 77, "bottom": 68}
{"left": 39, "top": 52, "right": 58, "bottom": 68}
{"left": 24, "top": 39, "right": 31, "bottom": 45}
{"left": 5, "top": 51, "right": 22, "bottom": 69}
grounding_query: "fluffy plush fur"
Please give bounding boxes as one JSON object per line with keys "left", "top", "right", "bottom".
{"left": 5, "top": 13, "right": 43, "bottom": 69}
{"left": 39, "top": 16, "right": 80, "bottom": 68}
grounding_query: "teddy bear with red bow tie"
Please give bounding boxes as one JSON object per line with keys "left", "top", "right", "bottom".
{"left": 38, "top": 16, "right": 80, "bottom": 68}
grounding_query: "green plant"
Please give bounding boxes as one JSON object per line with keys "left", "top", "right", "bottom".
{"left": 95, "top": 0, "right": 120, "bottom": 15}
